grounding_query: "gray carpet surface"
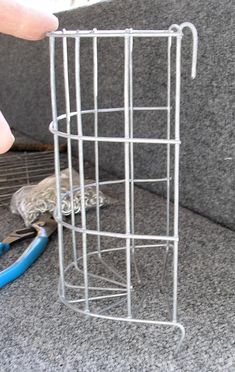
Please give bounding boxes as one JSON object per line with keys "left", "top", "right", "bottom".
{"left": 0, "top": 0, "right": 234, "bottom": 230}
{"left": 0, "top": 184, "right": 234, "bottom": 371}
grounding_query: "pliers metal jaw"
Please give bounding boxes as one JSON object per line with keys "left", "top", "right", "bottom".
{"left": 0, "top": 214, "right": 57, "bottom": 289}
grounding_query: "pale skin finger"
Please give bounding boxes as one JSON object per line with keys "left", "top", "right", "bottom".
{"left": 0, "top": 112, "right": 15, "bottom": 154}
{"left": 0, "top": 0, "right": 59, "bottom": 153}
{"left": 0, "top": 0, "right": 59, "bottom": 40}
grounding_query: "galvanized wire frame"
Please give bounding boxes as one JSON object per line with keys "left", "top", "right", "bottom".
{"left": 48, "top": 23, "right": 198, "bottom": 355}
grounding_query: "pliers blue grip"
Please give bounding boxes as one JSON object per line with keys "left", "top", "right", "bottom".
{"left": 0, "top": 214, "right": 57, "bottom": 289}
{"left": 0, "top": 242, "right": 10, "bottom": 256}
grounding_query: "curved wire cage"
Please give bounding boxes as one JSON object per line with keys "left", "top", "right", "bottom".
{"left": 48, "top": 23, "right": 198, "bottom": 355}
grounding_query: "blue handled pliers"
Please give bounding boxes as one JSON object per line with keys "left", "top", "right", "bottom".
{"left": 0, "top": 214, "right": 57, "bottom": 289}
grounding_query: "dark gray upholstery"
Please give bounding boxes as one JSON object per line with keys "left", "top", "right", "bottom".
{"left": 1, "top": 186, "right": 234, "bottom": 371}
{"left": 0, "top": 0, "right": 234, "bottom": 229}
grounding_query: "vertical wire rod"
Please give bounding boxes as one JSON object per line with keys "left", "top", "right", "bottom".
{"left": 62, "top": 30, "right": 77, "bottom": 266}
{"left": 129, "top": 32, "right": 135, "bottom": 251}
{"left": 129, "top": 33, "right": 141, "bottom": 284}
{"left": 165, "top": 35, "right": 172, "bottom": 318}
{"left": 161, "top": 36, "right": 172, "bottom": 319}
{"left": 93, "top": 30, "right": 101, "bottom": 257}
{"left": 124, "top": 33, "right": 132, "bottom": 318}
{"left": 166, "top": 35, "right": 172, "bottom": 242}
{"left": 75, "top": 35, "right": 89, "bottom": 312}
{"left": 161, "top": 35, "right": 172, "bottom": 292}
{"left": 49, "top": 36, "right": 65, "bottom": 298}
{"left": 173, "top": 34, "right": 182, "bottom": 323}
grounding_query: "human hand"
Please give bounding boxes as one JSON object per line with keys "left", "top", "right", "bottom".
{"left": 0, "top": 0, "right": 59, "bottom": 153}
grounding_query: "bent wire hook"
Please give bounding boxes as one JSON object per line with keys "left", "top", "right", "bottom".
{"left": 170, "top": 22, "right": 198, "bottom": 79}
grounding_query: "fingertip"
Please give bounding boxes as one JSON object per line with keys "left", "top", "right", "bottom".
{"left": 0, "top": 111, "right": 15, "bottom": 154}
{"left": 42, "top": 13, "right": 59, "bottom": 38}
{"left": 29, "top": 13, "right": 59, "bottom": 40}
{"left": 52, "top": 14, "right": 59, "bottom": 32}
{"left": 22, "top": 11, "right": 59, "bottom": 40}
{"left": 46, "top": 13, "right": 59, "bottom": 34}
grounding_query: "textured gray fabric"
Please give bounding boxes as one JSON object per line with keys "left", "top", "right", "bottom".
{"left": 0, "top": 0, "right": 234, "bottom": 229}
{"left": 0, "top": 186, "right": 234, "bottom": 371}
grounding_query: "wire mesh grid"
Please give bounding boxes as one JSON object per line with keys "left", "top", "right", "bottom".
{"left": 48, "top": 23, "right": 198, "bottom": 355}
{"left": 0, "top": 151, "right": 68, "bottom": 207}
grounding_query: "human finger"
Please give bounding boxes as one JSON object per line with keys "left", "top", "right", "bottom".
{"left": 0, "top": 0, "right": 59, "bottom": 40}
{"left": 0, "top": 111, "right": 15, "bottom": 154}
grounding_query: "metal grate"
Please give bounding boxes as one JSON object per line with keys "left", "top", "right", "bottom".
{"left": 0, "top": 151, "right": 68, "bottom": 207}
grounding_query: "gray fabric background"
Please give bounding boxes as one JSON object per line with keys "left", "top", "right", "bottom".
{"left": 1, "top": 187, "right": 234, "bottom": 371}
{"left": 0, "top": 0, "right": 234, "bottom": 229}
